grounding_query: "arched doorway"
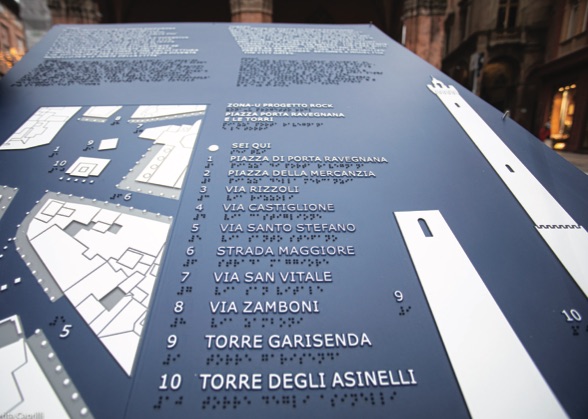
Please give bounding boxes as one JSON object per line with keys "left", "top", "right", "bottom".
{"left": 480, "top": 58, "right": 519, "bottom": 113}
{"left": 449, "top": 61, "right": 470, "bottom": 89}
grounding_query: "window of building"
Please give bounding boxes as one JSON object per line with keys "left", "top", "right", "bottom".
{"left": 561, "top": 0, "right": 588, "bottom": 39}
{"left": 583, "top": 0, "right": 588, "bottom": 32}
{"left": 0, "top": 23, "right": 10, "bottom": 52}
{"left": 444, "top": 13, "right": 455, "bottom": 54}
{"left": 549, "top": 84, "right": 577, "bottom": 150}
{"left": 582, "top": 118, "right": 588, "bottom": 150}
{"left": 459, "top": 1, "right": 469, "bottom": 40}
{"left": 481, "top": 62, "right": 515, "bottom": 112}
{"left": 450, "top": 63, "right": 469, "bottom": 89}
{"left": 496, "top": 0, "right": 518, "bottom": 31}
{"left": 16, "top": 37, "right": 25, "bottom": 53}
{"left": 567, "top": 0, "right": 579, "bottom": 39}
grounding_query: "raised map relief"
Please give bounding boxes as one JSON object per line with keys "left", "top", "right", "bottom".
{"left": 16, "top": 193, "right": 172, "bottom": 375}
{"left": 0, "top": 23, "right": 586, "bottom": 419}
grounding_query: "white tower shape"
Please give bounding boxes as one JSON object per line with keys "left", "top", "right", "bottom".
{"left": 396, "top": 210, "right": 567, "bottom": 419}
{"left": 428, "top": 78, "right": 588, "bottom": 298}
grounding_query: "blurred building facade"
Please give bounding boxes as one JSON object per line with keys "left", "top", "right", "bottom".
{"left": 400, "top": 0, "right": 446, "bottom": 68}
{"left": 441, "top": 0, "right": 588, "bottom": 152}
{"left": 96, "top": 0, "right": 403, "bottom": 40}
{"left": 48, "top": 0, "right": 101, "bottom": 24}
{"left": 19, "top": 0, "right": 100, "bottom": 48}
{"left": 272, "top": 0, "right": 403, "bottom": 39}
{"left": 19, "top": 0, "right": 52, "bottom": 48}
{"left": 533, "top": 0, "right": 588, "bottom": 152}
{"left": 231, "top": 0, "right": 272, "bottom": 22}
{"left": 442, "top": 1, "right": 551, "bottom": 133}
{"left": 0, "top": 0, "right": 26, "bottom": 76}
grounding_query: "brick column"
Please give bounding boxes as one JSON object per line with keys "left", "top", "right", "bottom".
{"left": 230, "top": 0, "right": 272, "bottom": 22}
{"left": 402, "top": 0, "right": 447, "bottom": 69}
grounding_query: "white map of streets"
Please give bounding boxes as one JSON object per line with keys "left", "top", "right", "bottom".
{"left": 0, "top": 107, "right": 80, "bottom": 150}
{"left": 0, "top": 315, "right": 91, "bottom": 418}
{"left": 0, "top": 316, "right": 69, "bottom": 417}
{"left": 16, "top": 193, "right": 172, "bottom": 375}
{"left": 0, "top": 105, "right": 206, "bottom": 200}
{"left": 136, "top": 120, "right": 202, "bottom": 189}
{"left": 1, "top": 105, "right": 203, "bottom": 377}
{"left": 118, "top": 105, "right": 206, "bottom": 199}
{"left": 129, "top": 105, "right": 206, "bottom": 123}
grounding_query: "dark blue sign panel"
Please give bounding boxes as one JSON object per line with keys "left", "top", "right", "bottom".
{"left": 0, "top": 23, "right": 587, "bottom": 419}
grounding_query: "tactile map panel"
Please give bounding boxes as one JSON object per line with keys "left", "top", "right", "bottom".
{"left": 0, "top": 23, "right": 587, "bottom": 419}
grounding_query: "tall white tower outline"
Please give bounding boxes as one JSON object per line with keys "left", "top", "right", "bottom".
{"left": 395, "top": 210, "right": 568, "bottom": 419}
{"left": 428, "top": 78, "right": 588, "bottom": 298}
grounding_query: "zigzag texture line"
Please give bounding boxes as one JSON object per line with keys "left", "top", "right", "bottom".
{"left": 535, "top": 224, "right": 582, "bottom": 230}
